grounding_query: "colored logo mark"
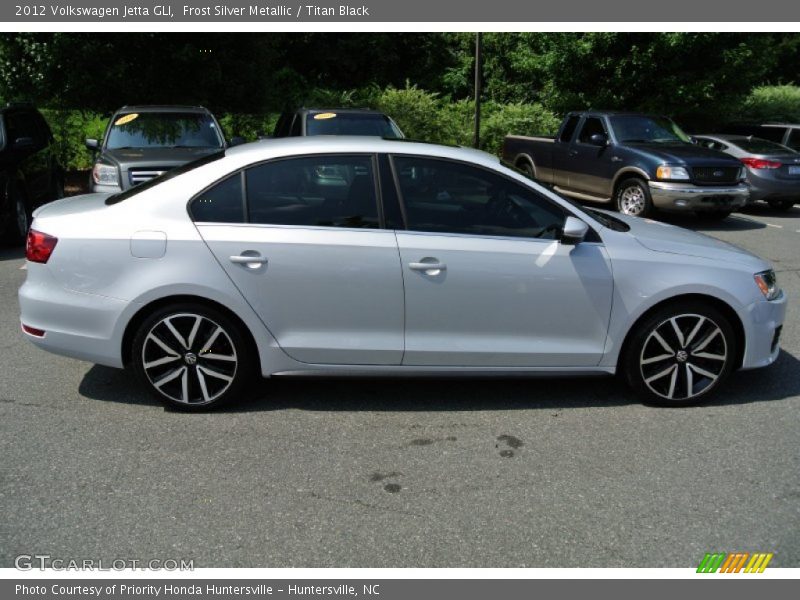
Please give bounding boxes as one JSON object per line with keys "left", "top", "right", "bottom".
{"left": 697, "top": 552, "right": 773, "bottom": 573}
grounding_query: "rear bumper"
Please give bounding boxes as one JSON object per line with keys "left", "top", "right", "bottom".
{"left": 649, "top": 182, "right": 749, "bottom": 211}
{"left": 746, "top": 178, "right": 800, "bottom": 203}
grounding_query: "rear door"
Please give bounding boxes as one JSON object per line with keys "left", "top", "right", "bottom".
{"left": 194, "top": 154, "right": 405, "bottom": 365}
{"left": 551, "top": 114, "right": 581, "bottom": 188}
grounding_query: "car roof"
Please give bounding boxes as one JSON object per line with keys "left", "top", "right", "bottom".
{"left": 297, "top": 108, "right": 389, "bottom": 116}
{"left": 696, "top": 133, "right": 787, "bottom": 144}
{"left": 569, "top": 110, "right": 667, "bottom": 118}
{"left": 224, "top": 136, "right": 499, "bottom": 167}
{"left": 114, "top": 105, "right": 211, "bottom": 114}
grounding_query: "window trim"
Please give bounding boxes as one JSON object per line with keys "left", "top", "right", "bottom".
{"left": 386, "top": 153, "right": 601, "bottom": 244}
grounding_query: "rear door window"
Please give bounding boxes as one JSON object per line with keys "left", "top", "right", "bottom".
{"left": 246, "top": 155, "right": 380, "bottom": 229}
{"left": 786, "top": 129, "right": 800, "bottom": 151}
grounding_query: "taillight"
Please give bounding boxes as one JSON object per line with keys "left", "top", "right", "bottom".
{"left": 26, "top": 229, "right": 58, "bottom": 263}
{"left": 740, "top": 157, "right": 782, "bottom": 169}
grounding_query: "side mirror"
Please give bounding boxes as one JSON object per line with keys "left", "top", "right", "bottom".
{"left": 13, "top": 136, "right": 35, "bottom": 150}
{"left": 689, "top": 136, "right": 698, "bottom": 144}
{"left": 257, "top": 132, "right": 272, "bottom": 140}
{"left": 589, "top": 133, "right": 608, "bottom": 147}
{"left": 561, "top": 216, "right": 589, "bottom": 245}
{"left": 85, "top": 138, "right": 99, "bottom": 151}
{"left": 228, "top": 136, "right": 246, "bottom": 147}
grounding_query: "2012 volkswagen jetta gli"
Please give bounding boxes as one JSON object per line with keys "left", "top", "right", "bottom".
{"left": 19, "top": 137, "right": 786, "bottom": 409}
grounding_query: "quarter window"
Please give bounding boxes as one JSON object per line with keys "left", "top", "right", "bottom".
{"left": 786, "top": 128, "right": 800, "bottom": 151}
{"left": 392, "top": 156, "right": 566, "bottom": 239}
{"left": 246, "top": 155, "right": 380, "bottom": 228}
{"left": 189, "top": 174, "right": 244, "bottom": 223}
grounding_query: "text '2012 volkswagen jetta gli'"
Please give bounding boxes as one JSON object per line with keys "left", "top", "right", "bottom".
{"left": 19, "top": 138, "right": 786, "bottom": 409}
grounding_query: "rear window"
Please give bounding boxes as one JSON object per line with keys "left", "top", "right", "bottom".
{"left": 305, "top": 112, "right": 403, "bottom": 138}
{"left": 733, "top": 137, "right": 796, "bottom": 154}
{"left": 106, "top": 150, "right": 225, "bottom": 205}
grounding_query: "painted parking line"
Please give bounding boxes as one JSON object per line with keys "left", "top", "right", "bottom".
{"left": 765, "top": 223, "right": 783, "bottom": 229}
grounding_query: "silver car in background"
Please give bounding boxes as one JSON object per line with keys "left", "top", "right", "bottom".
{"left": 695, "top": 134, "right": 800, "bottom": 211}
{"left": 19, "top": 138, "right": 786, "bottom": 410}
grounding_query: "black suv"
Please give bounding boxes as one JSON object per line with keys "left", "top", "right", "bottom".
{"left": 1, "top": 103, "right": 64, "bottom": 244}
{"left": 273, "top": 108, "right": 404, "bottom": 138}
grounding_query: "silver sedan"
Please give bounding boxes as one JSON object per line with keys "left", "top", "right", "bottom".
{"left": 695, "top": 134, "right": 800, "bottom": 211}
{"left": 19, "top": 138, "right": 787, "bottom": 409}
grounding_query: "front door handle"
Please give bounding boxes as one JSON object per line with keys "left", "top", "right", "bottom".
{"left": 568, "top": 150, "right": 578, "bottom": 157}
{"left": 229, "top": 254, "right": 268, "bottom": 268}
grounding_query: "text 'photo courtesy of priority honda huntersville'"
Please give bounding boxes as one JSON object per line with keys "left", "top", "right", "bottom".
{"left": 18, "top": 137, "right": 787, "bottom": 410}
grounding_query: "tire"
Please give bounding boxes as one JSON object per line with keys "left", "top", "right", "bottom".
{"left": 131, "top": 303, "right": 257, "bottom": 410}
{"left": 694, "top": 210, "right": 732, "bottom": 221}
{"left": 767, "top": 199, "right": 795, "bottom": 212}
{"left": 622, "top": 301, "right": 737, "bottom": 407}
{"left": 615, "top": 178, "right": 654, "bottom": 218}
{"left": 2, "top": 181, "right": 30, "bottom": 246}
{"left": 517, "top": 160, "right": 534, "bottom": 178}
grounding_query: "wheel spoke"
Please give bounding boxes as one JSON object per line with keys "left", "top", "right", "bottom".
{"left": 198, "top": 365, "right": 233, "bottom": 383}
{"left": 200, "top": 326, "right": 223, "bottom": 354}
{"left": 670, "top": 318, "right": 686, "bottom": 347}
{"left": 153, "top": 366, "right": 186, "bottom": 389}
{"left": 181, "top": 368, "right": 189, "bottom": 403}
{"left": 645, "top": 363, "right": 677, "bottom": 384}
{"left": 196, "top": 369, "right": 212, "bottom": 403}
{"left": 666, "top": 366, "right": 679, "bottom": 399}
{"left": 144, "top": 355, "right": 181, "bottom": 369}
{"left": 684, "top": 316, "right": 706, "bottom": 346}
{"left": 146, "top": 333, "right": 180, "bottom": 357}
{"left": 651, "top": 331, "right": 675, "bottom": 354}
{"left": 642, "top": 353, "right": 673, "bottom": 365}
{"left": 202, "top": 352, "right": 237, "bottom": 362}
{"left": 693, "top": 328, "right": 720, "bottom": 353}
{"left": 186, "top": 316, "right": 202, "bottom": 349}
{"left": 163, "top": 318, "right": 188, "bottom": 350}
{"left": 691, "top": 351, "right": 726, "bottom": 361}
{"left": 685, "top": 364, "right": 694, "bottom": 396}
{"left": 688, "top": 363, "right": 719, "bottom": 381}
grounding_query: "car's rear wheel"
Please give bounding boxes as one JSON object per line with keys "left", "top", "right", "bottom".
{"left": 622, "top": 302, "right": 737, "bottom": 406}
{"left": 132, "top": 303, "right": 256, "bottom": 410}
{"left": 615, "top": 178, "right": 654, "bottom": 218}
{"left": 767, "top": 199, "right": 795, "bottom": 211}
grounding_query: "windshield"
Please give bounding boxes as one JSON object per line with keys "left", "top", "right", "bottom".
{"left": 105, "top": 112, "right": 224, "bottom": 149}
{"left": 609, "top": 115, "right": 691, "bottom": 144}
{"left": 106, "top": 150, "right": 225, "bottom": 205}
{"left": 305, "top": 112, "right": 404, "bottom": 138}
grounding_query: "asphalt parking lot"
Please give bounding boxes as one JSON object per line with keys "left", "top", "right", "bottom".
{"left": 1, "top": 205, "right": 798, "bottom": 568}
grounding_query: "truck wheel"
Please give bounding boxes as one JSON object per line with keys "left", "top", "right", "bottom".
{"left": 615, "top": 178, "right": 654, "bottom": 218}
{"left": 517, "top": 161, "right": 534, "bottom": 178}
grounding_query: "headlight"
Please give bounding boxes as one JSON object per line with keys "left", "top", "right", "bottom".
{"left": 754, "top": 270, "right": 780, "bottom": 301}
{"left": 656, "top": 165, "right": 690, "bottom": 181}
{"left": 92, "top": 162, "right": 119, "bottom": 186}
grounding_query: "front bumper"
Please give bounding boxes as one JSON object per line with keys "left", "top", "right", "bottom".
{"left": 740, "top": 291, "right": 787, "bottom": 370}
{"left": 649, "top": 182, "right": 749, "bottom": 211}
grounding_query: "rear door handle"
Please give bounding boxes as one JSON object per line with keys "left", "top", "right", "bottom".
{"left": 230, "top": 255, "right": 268, "bottom": 265}
{"left": 409, "top": 262, "right": 447, "bottom": 272}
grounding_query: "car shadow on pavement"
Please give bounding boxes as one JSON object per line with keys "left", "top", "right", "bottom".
{"left": 78, "top": 349, "right": 800, "bottom": 413}
{"left": 740, "top": 203, "right": 800, "bottom": 220}
{"left": 0, "top": 246, "right": 25, "bottom": 261}
{"left": 658, "top": 213, "right": 767, "bottom": 232}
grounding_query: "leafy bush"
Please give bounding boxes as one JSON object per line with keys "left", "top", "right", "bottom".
{"left": 40, "top": 109, "right": 106, "bottom": 171}
{"left": 480, "top": 102, "right": 561, "bottom": 155}
{"left": 738, "top": 85, "right": 800, "bottom": 123}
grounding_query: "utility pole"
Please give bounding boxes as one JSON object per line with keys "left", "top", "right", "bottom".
{"left": 473, "top": 32, "right": 482, "bottom": 149}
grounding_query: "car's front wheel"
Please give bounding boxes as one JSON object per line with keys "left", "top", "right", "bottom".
{"left": 132, "top": 303, "right": 256, "bottom": 410}
{"left": 622, "top": 301, "right": 737, "bottom": 406}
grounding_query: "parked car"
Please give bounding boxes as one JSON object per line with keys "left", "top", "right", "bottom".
{"left": 503, "top": 111, "right": 749, "bottom": 219}
{"left": 722, "top": 123, "right": 800, "bottom": 152}
{"left": 86, "top": 105, "right": 242, "bottom": 194}
{"left": 272, "top": 108, "right": 404, "bottom": 138}
{"left": 1, "top": 103, "right": 64, "bottom": 244}
{"left": 19, "top": 138, "right": 785, "bottom": 410}
{"left": 693, "top": 134, "right": 800, "bottom": 211}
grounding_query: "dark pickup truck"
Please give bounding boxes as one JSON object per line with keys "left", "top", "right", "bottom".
{"left": 503, "top": 111, "right": 749, "bottom": 219}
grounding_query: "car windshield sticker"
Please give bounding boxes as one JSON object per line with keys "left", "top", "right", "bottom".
{"left": 114, "top": 113, "right": 139, "bottom": 126}
{"left": 313, "top": 112, "right": 337, "bottom": 120}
